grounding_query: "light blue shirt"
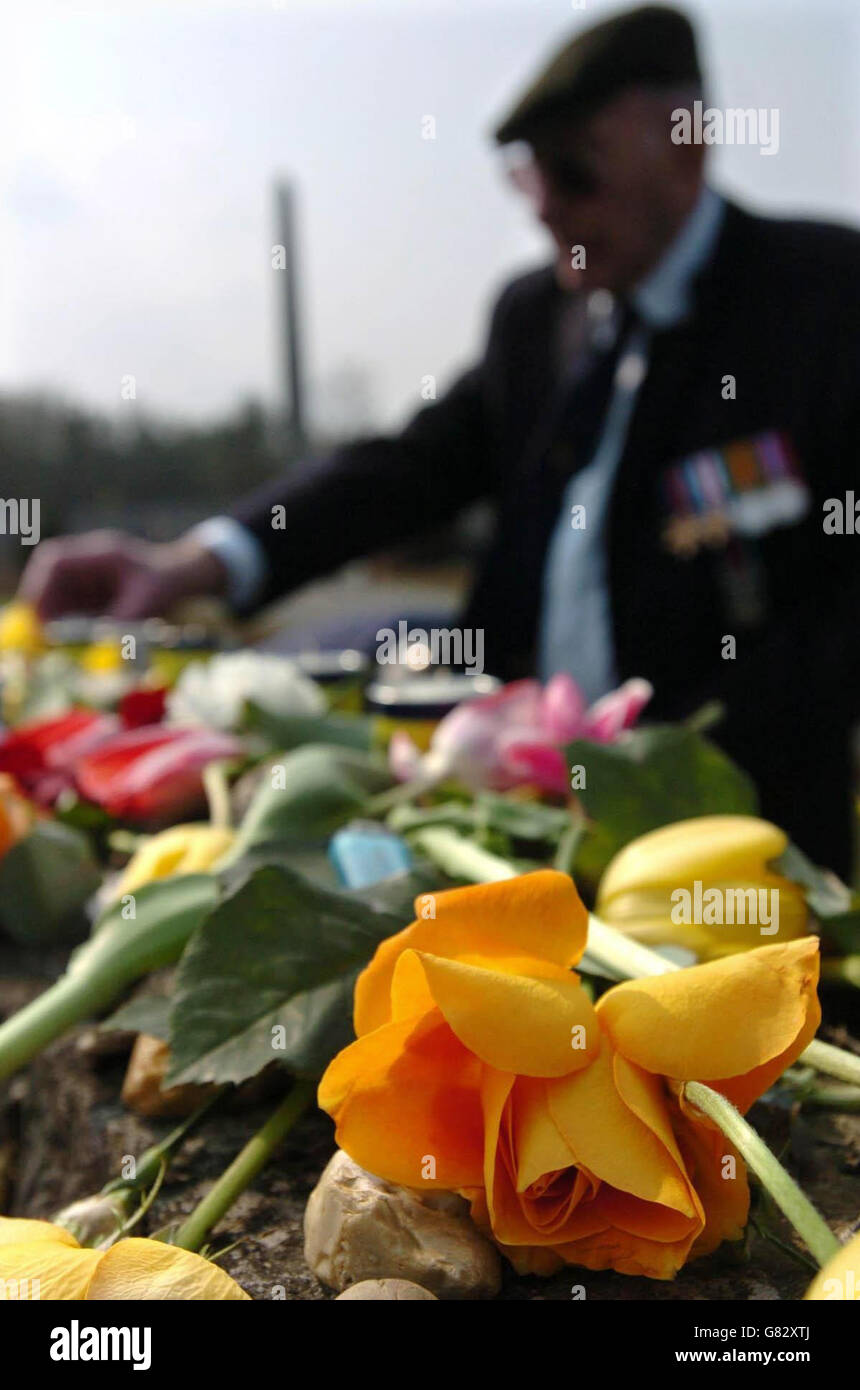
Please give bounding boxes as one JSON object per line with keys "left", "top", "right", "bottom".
{"left": 188, "top": 514, "right": 268, "bottom": 611}
{"left": 538, "top": 186, "right": 726, "bottom": 700}
{"left": 195, "top": 188, "right": 725, "bottom": 637}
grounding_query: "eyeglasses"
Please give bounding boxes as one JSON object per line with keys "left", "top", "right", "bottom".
{"left": 504, "top": 154, "right": 600, "bottom": 201}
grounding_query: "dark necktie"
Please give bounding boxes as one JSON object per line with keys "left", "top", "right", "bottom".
{"left": 504, "top": 295, "right": 640, "bottom": 675}
{"left": 547, "top": 297, "right": 639, "bottom": 484}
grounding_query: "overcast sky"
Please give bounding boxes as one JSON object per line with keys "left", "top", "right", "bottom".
{"left": 3, "top": 0, "right": 859, "bottom": 431}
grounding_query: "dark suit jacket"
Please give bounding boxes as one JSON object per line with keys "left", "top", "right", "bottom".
{"left": 234, "top": 199, "right": 860, "bottom": 874}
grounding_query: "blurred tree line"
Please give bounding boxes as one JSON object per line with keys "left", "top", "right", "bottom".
{"left": 0, "top": 393, "right": 290, "bottom": 587}
{"left": 0, "top": 387, "right": 489, "bottom": 595}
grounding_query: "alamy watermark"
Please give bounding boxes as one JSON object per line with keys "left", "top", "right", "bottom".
{"left": 671, "top": 881, "right": 779, "bottom": 935}
{"left": 50, "top": 1321, "right": 151, "bottom": 1369}
{"left": 823, "top": 491, "right": 859, "bottom": 534}
{"left": 0, "top": 498, "right": 40, "bottom": 545}
{"left": 0, "top": 1276, "right": 41, "bottom": 1299}
{"left": 671, "top": 101, "right": 779, "bottom": 156}
{"left": 376, "top": 621, "right": 485, "bottom": 676}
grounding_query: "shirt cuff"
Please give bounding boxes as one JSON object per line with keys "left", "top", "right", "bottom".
{"left": 188, "top": 516, "right": 269, "bottom": 611}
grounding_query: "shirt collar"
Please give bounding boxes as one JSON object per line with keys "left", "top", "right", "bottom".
{"left": 632, "top": 185, "right": 725, "bottom": 329}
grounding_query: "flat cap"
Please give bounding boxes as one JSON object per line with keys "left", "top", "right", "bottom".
{"left": 494, "top": 4, "right": 702, "bottom": 145}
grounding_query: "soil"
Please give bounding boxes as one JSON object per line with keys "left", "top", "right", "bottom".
{"left": 2, "top": 942, "right": 859, "bottom": 1301}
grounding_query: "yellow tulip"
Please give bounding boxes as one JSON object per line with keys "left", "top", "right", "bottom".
{"left": 805, "top": 1230, "right": 860, "bottom": 1299}
{"left": 114, "top": 823, "right": 235, "bottom": 898}
{"left": 0, "top": 601, "right": 44, "bottom": 655}
{"left": 319, "top": 870, "right": 820, "bottom": 1280}
{"left": 596, "top": 815, "right": 809, "bottom": 962}
{"left": 0, "top": 1217, "right": 249, "bottom": 1300}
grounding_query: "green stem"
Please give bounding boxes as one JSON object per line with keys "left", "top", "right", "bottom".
{"left": 799, "top": 1038, "right": 860, "bottom": 1087}
{"left": 410, "top": 826, "right": 860, "bottom": 1089}
{"left": 109, "top": 1159, "right": 168, "bottom": 1244}
{"left": 683, "top": 1081, "right": 840, "bottom": 1268}
{"left": 0, "top": 874, "right": 217, "bottom": 1084}
{"left": 364, "top": 778, "right": 440, "bottom": 817}
{"left": 796, "top": 1083, "right": 860, "bottom": 1112}
{"left": 552, "top": 811, "right": 587, "bottom": 877}
{"left": 172, "top": 1079, "right": 315, "bottom": 1253}
{"left": 585, "top": 913, "right": 676, "bottom": 979}
{"left": 103, "top": 1086, "right": 228, "bottom": 1195}
{"left": 203, "top": 761, "right": 233, "bottom": 830}
{"left": 409, "top": 826, "right": 517, "bottom": 883}
{"left": 684, "top": 700, "right": 725, "bottom": 734}
{"left": 0, "top": 972, "right": 101, "bottom": 1085}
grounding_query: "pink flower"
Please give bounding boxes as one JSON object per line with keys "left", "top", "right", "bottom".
{"left": 389, "top": 674, "right": 653, "bottom": 796}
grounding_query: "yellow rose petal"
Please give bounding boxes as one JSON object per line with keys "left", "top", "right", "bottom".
{"left": 480, "top": 1066, "right": 545, "bottom": 1248}
{"left": 389, "top": 947, "right": 438, "bottom": 1023}
{"left": 354, "top": 925, "right": 414, "bottom": 1035}
{"left": 415, "top": 950, "right": 599, "bottom": 1078}
{"left": 0, "top": 1239, "right": 101, "bottom": 1300}
{"left": 805, "top": 1231, "right": 860, "bottom": 1300}
{"left": 596, "top": 937, "right": 820, "bottom": 1098}
{"left": 552, "top": 1221, "right": 694, "bottom": 1281}
{"left": 319, "top": 1009, "right": 485, "bottom": 1188}
{"left": 354, "top": 870, "right": 587, "bottom": 1035}
{"left": 0, "top": 1217, "right": 80, "bottom": 1247}
{"left": 547, "top": 1045, "right": 698, "bottom": 1219}
{"left": 511, "top": 1076, "right": 579, "bottom": 1194}
{"left": 672, "top": 1108, "right": 749, "bottom": 1258}
{"left": 84, "top": 1238, "right": 250, "bottom": 1300}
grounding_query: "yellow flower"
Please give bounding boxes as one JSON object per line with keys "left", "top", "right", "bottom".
{"left": 0, "top": 1217, "right": 249, "bottom": 1300}
{"left": 318, "top": 871, "right": 820, "bottom": 1279}
{"left": 0, "top": 602, "right": 44, "bottom": 656}
{"left": 805, "top": 1230, "right": 860, "bottom": 1299}
{"left": 596, "top": 815, "right": 808, "bottom": 961}
{"left": 114, "top": 823, "right": 234, "bottom": 898}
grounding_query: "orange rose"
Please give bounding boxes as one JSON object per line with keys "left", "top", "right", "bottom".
{"left": 319, "top": 872, "right": 820, "bottom": 1280}
{"left": 0, "top": 772, "right": 37, "bottom": 859}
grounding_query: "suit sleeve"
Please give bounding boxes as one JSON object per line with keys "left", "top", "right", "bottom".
{"left": 230, "top": 291, "right": 512, "bottom": 609}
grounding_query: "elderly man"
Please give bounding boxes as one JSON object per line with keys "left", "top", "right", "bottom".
{"left": 19, "top": 5, "right": 860, "bottom": 873}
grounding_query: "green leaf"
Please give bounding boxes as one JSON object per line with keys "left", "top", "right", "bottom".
{"left": 220, "top": 744, "right": 392, "bottom": 868}
{"left": 244, "top": 700, "right": 377, "bottom": 752}
{"left": 100, "top": 994, "right": 172, "bottom": 1039}
{"left": 771, "top": 845, "right": 860, "bottom": 954}
{"left": 773, "top": 843, "right": 856, "bottom": 919}
{"left": 0, "top": 821, "right": 101, "bottom": 944}
{"left": 165, "top": 863, "right": 422, "bottom": 1087}
{"left": 387, "top": 800, "right": 478, "bottom": 836}
{"left": 100, "top": 870, "right": 444, "bottom": 1043}
{"left": 389, "top": 792, "right": 572, "bottom": 846}
{"left": 819, "top": 912, "right": 860, "bottom": 956}
{"left": 473, "top": 792, "right": 573, "bottom": 842}
{"left": 349, "top": 862, "right": 456, "bottom": 918}
{"left": 218, "top": 843, "right": 342, "bottom": 895}
{"left": 76, "top": 873, "right": 220, "bottom": 987}
{"left": 566, "top": 725, "right": 759, "bottom": 889}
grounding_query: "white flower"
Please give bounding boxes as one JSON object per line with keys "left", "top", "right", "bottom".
{"left": 166, "top": 652, "right": 326, "bottom": 731}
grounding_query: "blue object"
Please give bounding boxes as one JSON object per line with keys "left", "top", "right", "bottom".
{"left": 328, "top": 822, "right": 414, "bottom": 889}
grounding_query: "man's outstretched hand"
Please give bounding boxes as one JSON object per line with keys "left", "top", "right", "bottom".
{"left": 18, "top": 531, "right": 229, "bottom": 622}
